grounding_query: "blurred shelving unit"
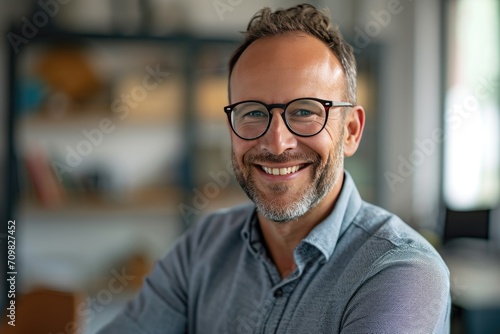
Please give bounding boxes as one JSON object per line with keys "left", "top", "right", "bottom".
{"left": 12, "top": 31, "right": 247, "bottom": 219}
{"left": 2, "top": 14, "right": 250, "bottom": 332}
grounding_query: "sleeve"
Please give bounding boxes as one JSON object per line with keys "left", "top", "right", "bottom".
{"left": 340, "top": 247, "right": 451, "bottom": 334}
{"left": 97, "top": 227, "right": 194, "bottom": 334}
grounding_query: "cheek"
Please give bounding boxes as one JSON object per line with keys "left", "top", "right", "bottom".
{"left": 305, "top": 132, "right": 340, "bottom": 158}
{"left": 323, "top": 120, "right": 343, "bottom": 140}
{"left": 322, "top": 123, "right": 345, "bottom": 148}
{"left": 231, "top": 137, "right": 255, "bottom": 162}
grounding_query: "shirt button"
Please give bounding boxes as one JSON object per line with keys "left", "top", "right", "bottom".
{"left": 273, "top": 288, "right": 283, "bottom": 298}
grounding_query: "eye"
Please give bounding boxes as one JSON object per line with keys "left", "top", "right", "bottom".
{"left": 288, "top": 108, "right": 318, "bottom": 117}
{"left": 244, "top": 110, "right": 268, "bottom": 118}
{"left": 294, "top": 109, "right": 313, "bottom": 116}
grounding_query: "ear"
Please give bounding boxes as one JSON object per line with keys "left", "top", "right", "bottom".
{"left": 343, "top": 105, "right": 365, "bottom": 157}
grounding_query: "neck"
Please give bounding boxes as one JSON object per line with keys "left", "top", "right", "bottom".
{"left": 258, "top": 178, "right": 343, "bottom": 278}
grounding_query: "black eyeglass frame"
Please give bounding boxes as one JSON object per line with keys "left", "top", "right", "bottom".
{"left": 223, "top": 97, "right": 353, "bottom": 140}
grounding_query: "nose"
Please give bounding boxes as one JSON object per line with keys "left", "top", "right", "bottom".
{"left": 258, "top": 109, "right": 298, "bottom": 155}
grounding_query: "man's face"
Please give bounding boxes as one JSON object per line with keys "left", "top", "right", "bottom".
{"left": 229, "top": 33, "right": 350, "bottom": 223}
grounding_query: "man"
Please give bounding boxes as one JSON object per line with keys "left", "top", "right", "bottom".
{"left": 100, "top": 4, "right": 450, "bottom": 333}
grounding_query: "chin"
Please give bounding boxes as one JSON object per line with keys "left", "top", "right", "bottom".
{"left": 255, "top": 188, "right": 325, "bottom": 223}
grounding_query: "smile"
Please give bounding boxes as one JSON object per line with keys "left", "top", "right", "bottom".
{"left": 261, "top": 165, "right": 303, "bottom": 175}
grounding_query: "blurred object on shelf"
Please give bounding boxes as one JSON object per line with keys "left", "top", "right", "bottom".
{"left": 16, "top": 77, "right": 47, "bottom": 117}
{"left": 1, "top": 288, "right": 83, "bottom": 334}
{"left": 24, "top": 148, "right": 66, "bottom": 209}
{"left": 112, "top": 72, "right": 184, "bottom": 123}
{"left": 80, "top": 167, "right": 112, "bottom": 194}
{"left": 196, "top": 76, "right": 228, "bottom": 121}
{"left": 35, "top": 46, "right": 103, "bottom": 104}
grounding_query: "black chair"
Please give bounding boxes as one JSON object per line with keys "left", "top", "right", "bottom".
{"left": 442, "top": 208, "right": 490, "bottom": 244}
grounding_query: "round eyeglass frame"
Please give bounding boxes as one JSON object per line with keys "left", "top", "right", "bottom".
{"left": 223, "top": 97, "right": 353, "bottom": 140}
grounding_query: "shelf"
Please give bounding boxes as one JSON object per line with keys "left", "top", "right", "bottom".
{"left": 20, "top": 27, "right": 238, "bottom": 45}
{"left": 18, "top": 187, "right": 184, "bottom": 217}
{"left": 17, "top": 112, "right": 183, "bottom": 130}
{"left": 18, "top": 186, "right": 250, "bottom": 223}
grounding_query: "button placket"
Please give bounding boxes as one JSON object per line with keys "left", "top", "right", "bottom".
{"left": 273, "top": 288, "right": 283, "bottom": 298}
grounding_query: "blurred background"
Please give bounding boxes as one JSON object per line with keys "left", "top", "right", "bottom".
{"left": 0, "top": 0, "right": 499, "bottom": 333}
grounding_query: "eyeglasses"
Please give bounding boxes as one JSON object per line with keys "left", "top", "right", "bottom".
{"left": 224, "top": 97, "right": 353, "bottom": 140}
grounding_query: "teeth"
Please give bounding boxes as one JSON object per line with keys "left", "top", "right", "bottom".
{"left": 262, "top": 165, "right": 301, "bottom": 175}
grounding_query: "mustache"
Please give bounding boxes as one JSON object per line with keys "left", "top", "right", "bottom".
{"left": 247, "top": 151, "right": 320, "bottom": 165}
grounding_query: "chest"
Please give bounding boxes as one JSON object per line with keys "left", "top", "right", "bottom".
{"left": 188, "top": 251, "right": 353, "bottom": 334}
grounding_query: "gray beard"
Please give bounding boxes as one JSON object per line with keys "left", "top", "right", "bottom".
{"left": 232, "top": 136, "right": 344, "bottom": 223}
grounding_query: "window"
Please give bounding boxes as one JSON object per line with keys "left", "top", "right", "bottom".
{"left": 443, "top": 0, "right": 500, "bottom": 210}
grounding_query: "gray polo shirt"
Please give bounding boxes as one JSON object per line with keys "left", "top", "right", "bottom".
{"left": 99, "top": 172, "right": 450, "bottom": 333}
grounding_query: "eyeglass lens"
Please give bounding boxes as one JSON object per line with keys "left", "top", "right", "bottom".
{"left": 231, "top": 99, "right": 326, "bottom": 139}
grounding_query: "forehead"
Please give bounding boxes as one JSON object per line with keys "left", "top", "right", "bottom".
{"left": 230, "top": 33, "right": 345, "bottom": 102}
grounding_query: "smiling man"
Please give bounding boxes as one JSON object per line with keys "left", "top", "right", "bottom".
{"left": 99, "top": 4, "right": 450, "bottom": 334}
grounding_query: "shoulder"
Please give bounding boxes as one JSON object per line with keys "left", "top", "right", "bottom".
{"left": 339, "top": 202, "right": 450, "bottom": 332}
{"left": 348, "top": 201, "right": 449, "bottom": 280}
{"left": 194, "top": 202, "right": 255, "bottom": 233}
{"left": 185, "top": 202, "right": 255, "bottom": 251}
{"left": 355, "top": 202, "right": 443, "bottom": 254}
{"left": 157, "top": 202, "right": 255, "bottom": 272}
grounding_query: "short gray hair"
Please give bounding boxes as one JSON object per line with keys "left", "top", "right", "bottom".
{"left": 228, "top": 4, "right": 357, "bottom": 103}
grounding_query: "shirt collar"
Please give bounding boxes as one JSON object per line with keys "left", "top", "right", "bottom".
{"left": 300, "top": 171, "right": 362, "bottom": 261}
{"left": 240, "top": 208, "right": 263, "bottom": 258}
